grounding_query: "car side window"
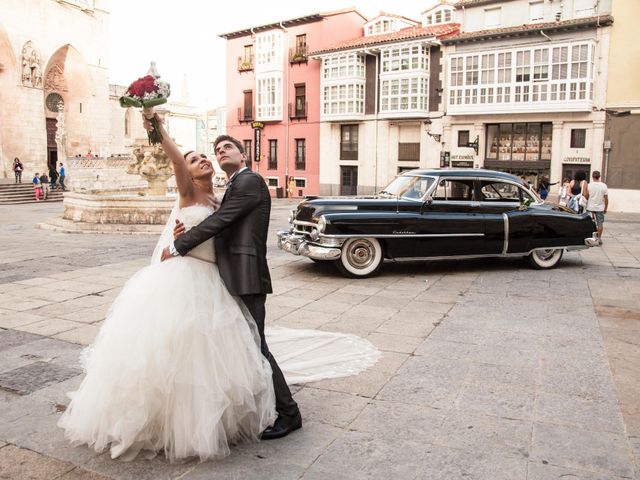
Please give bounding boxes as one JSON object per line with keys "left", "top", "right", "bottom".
{"left": 480, "top": 181, "right": 520, "bottom": 202}
{"left": 432, "top": 179, "right": 474, "bottom": 201}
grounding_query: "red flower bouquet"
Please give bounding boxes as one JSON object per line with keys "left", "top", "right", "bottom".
{"left": 119, "top": 71, "right": 171, "bottom": 145}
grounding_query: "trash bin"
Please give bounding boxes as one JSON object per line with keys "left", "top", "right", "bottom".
{"left": 276, "top": 187, "right": 284, "bottom": 198}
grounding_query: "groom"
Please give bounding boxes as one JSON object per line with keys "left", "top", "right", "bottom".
{"left": 161, "top": 135, "right": 302, "bottom": 440}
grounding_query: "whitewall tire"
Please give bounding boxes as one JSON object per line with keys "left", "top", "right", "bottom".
{"left": 527, "top": 248, "right": 563, "bottom": 269}
{"left": 335, "top": 238, "right": 384, "bottom": 278}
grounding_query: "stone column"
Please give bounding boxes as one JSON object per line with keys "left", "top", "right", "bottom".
{"left": 550, "top": 121, "right": 564, "bottom": 192}
{"left": 591, "top": 120, "right": 606, "bottom": 173}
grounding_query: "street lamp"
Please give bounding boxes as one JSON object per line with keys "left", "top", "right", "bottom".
{"left": 423, "top": 119, "right": 441, "bottom": 143}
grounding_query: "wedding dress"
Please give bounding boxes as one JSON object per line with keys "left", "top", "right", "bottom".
{"left": 59, "top": 204, "right": 380, "bottom": 463}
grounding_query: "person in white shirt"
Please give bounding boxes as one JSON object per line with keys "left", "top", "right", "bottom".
{"left": 585, "top": 170, "right": 608, "bottom": 245}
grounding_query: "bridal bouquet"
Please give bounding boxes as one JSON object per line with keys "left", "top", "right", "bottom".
{"left": 119, "top": 74, "right": 171, "bottom": 145}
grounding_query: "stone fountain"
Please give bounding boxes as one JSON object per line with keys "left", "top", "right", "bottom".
{"left": 43, "top": 138, "right": 177, "bottom": 234}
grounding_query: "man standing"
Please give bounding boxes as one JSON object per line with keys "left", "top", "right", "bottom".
{"left": 13, "top": 158, "right": 23, "bottom": 184}
{"left": 59, "top": 162, "right": 66, "bottom": 190}
{"left": 586, "top": 170, "right": 608, "bottom": 245}
{"left": 162, "top": 135, "right": 302, "bottom": 440}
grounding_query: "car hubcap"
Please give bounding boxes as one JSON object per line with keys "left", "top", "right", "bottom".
{"left": 347, "top": 240, "right": 375, "bottom": 269}
{"left": 535, "top": 249, "right": 556, "bottom": 261}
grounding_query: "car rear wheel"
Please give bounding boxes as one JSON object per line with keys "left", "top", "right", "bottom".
{"left": 527, "top": 248, "right": 563, "bottom": 269}
{"left": 335, "top": 238, "right": 383, "bottom": 278}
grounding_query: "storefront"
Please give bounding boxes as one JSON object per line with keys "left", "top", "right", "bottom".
{"left": 484, "top": 122, "right": 552, "bottom": 185}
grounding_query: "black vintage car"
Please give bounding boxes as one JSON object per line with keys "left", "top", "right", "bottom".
{"left": 277, "top": 169, "right": 599, "bottom": 278}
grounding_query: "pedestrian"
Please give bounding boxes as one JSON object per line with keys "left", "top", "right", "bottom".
{"left": 567, "top": 170, "right": 588, "bottom": 213}
{"left": 49, "top": 164, "right": 59, "bottom": 190}
{"left": 59, "top": 162, "right": 66, "bottom": 190}
{"left": 559, "top": 178, "right": 571, "bottom": 206}
{"left": 40, "top": 172, "right": 50, "bottom": 200}
{"left": 32, "top": 173, "right": 42, "bottom": 201}
{"left": 13, "top": 158, "right": 23, "bottom": 184}
{"left": 536, "top": 177, "right": 558, "bottom": 201}
{"left": 586, "top": 170, "right": 608, "bottom": 245}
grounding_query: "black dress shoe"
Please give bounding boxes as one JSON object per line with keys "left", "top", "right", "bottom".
{"left": 261, "top": 412, "right": 302, "bottom": 440}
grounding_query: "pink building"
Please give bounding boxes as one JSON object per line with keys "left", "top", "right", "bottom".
{"left": 220, "top": 9, "right": 367, "bottom": 197}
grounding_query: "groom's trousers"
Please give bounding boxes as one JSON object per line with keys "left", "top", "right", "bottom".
{"left": 241, "top": 294, "right": 299, "bottom": 418}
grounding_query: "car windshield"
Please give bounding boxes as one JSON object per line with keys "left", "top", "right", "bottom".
{"left": 379, "top": 175, "right": 435, "bottom": 200}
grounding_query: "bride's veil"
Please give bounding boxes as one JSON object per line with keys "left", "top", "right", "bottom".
{"left": 151, "top": 196, "right": 180, "bottom": 265}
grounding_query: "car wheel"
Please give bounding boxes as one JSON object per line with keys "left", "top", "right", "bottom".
{"left": 335, "top": 238, "right": 383, "bottom": 278}
{"left": 527, "top": 248, "right": 563, "bottom": 269}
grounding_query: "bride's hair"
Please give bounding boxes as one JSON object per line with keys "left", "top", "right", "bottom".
{"left": 183, "top": 150, "right": 195, "bottom": 160}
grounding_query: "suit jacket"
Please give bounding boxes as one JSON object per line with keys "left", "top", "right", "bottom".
{"left": 174, "top": 169, "right": 272, "bottom": 296}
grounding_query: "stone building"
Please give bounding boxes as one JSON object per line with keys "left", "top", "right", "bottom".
{"left": 0, "top": 0, "right": 111, "bottom": 179}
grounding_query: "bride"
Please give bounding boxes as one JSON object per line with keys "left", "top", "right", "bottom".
{"left": 58, "top": 112, "right": 379, "bottom": 463}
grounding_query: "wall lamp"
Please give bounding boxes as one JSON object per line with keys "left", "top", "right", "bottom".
{"left": 423, "top": 119, "right": 441, "bottom": 142}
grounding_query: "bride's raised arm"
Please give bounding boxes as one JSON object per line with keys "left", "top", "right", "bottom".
{"left": 142, "top": 113, "right": 193, "bottom": 200}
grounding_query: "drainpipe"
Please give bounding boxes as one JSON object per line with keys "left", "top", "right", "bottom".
{"left": 364, "top": 48, "right": 379, "bottom": 194}
{"left": 280, "top": 21, "right": 290, "bottom": 197}
{"left": 540, "top": 30, "right": 552, "bottom": 42}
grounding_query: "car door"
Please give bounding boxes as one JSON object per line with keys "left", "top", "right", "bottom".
{"left": 407, "top": 177, "right": 485, "bottom": 257}
{"left": 478, "top": 179, "right": 536, "bottom": 254}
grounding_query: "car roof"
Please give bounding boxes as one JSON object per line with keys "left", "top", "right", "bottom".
{"left": 402, "top": 168, "right": 523, "bottom": 182}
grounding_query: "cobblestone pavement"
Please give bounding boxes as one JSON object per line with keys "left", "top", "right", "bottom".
{"left": 0, "top": 202, "right": 639, "bottom": 479}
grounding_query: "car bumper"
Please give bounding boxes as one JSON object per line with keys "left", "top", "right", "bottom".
{"left": 277, "top": 231, "right": 341, "bottom": 260}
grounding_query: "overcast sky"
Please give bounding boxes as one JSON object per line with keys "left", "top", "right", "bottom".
{"left": 108, "top": 0, "right": 432, "bottom": 110}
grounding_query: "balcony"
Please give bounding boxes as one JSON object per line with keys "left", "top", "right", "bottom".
{"left": 289, "top": 46, "right": 308, "bottom": 64}
{"left": 237, "top": 56, "right": 254, "bottom": 72}
{"left": 237, "top": 107, "right": 253, "bottom": 123}
{"left": 289, "top": 101, "right": 308, "bottom": 120}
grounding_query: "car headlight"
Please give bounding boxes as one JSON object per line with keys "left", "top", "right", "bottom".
{"left": 317, "top": 215, "right": 327, "bottom": 233}
{"left": 288, "top": 210, "right": 296, "bottom": 224}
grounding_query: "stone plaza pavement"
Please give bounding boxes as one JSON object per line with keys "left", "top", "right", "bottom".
{"left": 0, "top": 201, "right": 639, "bottom": 480}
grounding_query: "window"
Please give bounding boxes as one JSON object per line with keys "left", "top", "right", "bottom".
{"left": 295, "top": 139, "right": 306, "bottom": 170}
{"left": 398, "top": 142, "right": 420, "bottom": 161}
{"left": 485, "top": 122, "right": 552, "bottom": 162}
{"left": 481, "top": 54, "right": 495, "bottom": 84}
{"left": 322, "top": 54, "right": 365, "bottom": 79}
{"left": 268, "top": 139, "right": 277, "bottom": 170}
{"left": 255, "top": 31, "right": 282, "bottom": 68}
{"left": 529, "top": 1, "right": 544, "bottom": 22}
{"left": 340, "top": 125, "right": 358, "bottom": 160}
{"left": 381, "top": 44, "right": 429, "bottom": 73}
{"left": 533, "top": 48, "right": 549, "bottom": 81}
{"left": 432, "top": 179, "right": 474, "bottom": 201}
{"left": 256, "top": 75, "right": 282, "bottom": 120}
{"left": 380, "top": 77, "right": 429, "bottom": 112}
{"left": 465, "top": 55, "right": 479, "bottom": 85}
{"left": 267, "top": 177, "right": 278, "bottom": 187}
{"left": 242, "top": 90, "right": 253, "bottom": 121}
{"left": 480, "top": 181, "right": 522, "bottom": 202}
{"left": 484, "top": 7, "right": 501, "bottom": 28}
{"left": 295, "top": 34, "right": 306, "bottom": 55}
{"left": 571, "top": 44, "right": 588, "bottom": 79}
{"left": 294, "top": 178, "right": 306, "bottom": 188}
{"left": 515, "top": 51, "right": 531, "bottom": 82}
{"left": 457, "top": 130, "right": 470, "bottom": 147}
{"left": 243, "top": 139, "right": 252, "bottom": 169}
{"left": 294, "top": 84, "right": 306, "bottom": 118}
{"left": 570, "top": 129, "right": 586, "bottom": 148}
{"left": 243, "top": 45, "right": 253, "bottom": 64}
{"left": 323, "top": 83, "right": 365, "bottom": 116}
{"left": 574, "top": 0, "right": 595, "bottom": 17}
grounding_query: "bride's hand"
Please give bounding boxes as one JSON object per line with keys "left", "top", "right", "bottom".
{"left": 142, "top": 113, "right": 163, "bottom": 132}
{"left": 160, "top": 246, "right": 172, "bottom": 262}
{"left": 173, "top": 219, "right": 185, "bottom": 239}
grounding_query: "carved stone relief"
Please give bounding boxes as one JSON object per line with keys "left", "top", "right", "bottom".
{"left": 21, "top": 41, "right": 42, "bottom": 88}
{"left": 44, "top": 64, "right": 67, "bottom": 93}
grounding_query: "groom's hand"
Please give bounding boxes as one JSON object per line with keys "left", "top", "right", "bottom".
{"left": 160, "top": 246, "right": 172, "bottom": 262}
{"left": 173, "top": 219, "right": 185, "bottom": 239}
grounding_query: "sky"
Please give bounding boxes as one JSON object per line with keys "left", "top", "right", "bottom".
{"left": 108, "top": 0, "right": 433, "bottom": 110}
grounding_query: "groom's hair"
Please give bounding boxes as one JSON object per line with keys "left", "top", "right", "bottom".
{"left": 214, "top": 135, "right": 244, "bottom": 154}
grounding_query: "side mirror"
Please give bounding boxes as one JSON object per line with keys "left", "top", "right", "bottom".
{"left": 423, "top": 195, "right": 433, "bottom": 205}
{"left": 519, "top": 197, "right": 532, "bottom": 211}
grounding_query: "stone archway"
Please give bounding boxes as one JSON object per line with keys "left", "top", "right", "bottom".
{"left": 0, "top": 26, "right": 19, "bottom": 179}
{"left": 43, "top": 44, "right": 94, "bottom": 168}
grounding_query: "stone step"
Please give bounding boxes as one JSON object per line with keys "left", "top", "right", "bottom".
{"left": 1, "top": 197, "right": 64, "bottom": 205}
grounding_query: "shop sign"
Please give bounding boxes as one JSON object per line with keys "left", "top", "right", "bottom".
{"left": 252, "top": 122, "right": 264, "bottom": 163}
{"left": 563, "top": 157, "right": 590, "bottom": 164}
{"left": 450, "top": 147, "right": 475, "bottom": 167}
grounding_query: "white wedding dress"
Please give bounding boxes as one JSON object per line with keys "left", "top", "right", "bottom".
{"left": 58, "top": 204, "right": 380, "bottom": 463}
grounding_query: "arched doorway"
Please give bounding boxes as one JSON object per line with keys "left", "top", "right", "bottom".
{"left": 42, "top": 44, "right": 94, "bottom": 171}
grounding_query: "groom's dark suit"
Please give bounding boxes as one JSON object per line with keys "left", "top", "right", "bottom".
{"left": 174, "top": 168, "right": 299, "bottom": 419}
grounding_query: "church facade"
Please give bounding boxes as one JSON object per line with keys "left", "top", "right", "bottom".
{"left": 0, "top": 0, "right": 111, "bottom": 179}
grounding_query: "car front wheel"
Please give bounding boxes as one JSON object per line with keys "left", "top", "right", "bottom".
{"left": 335, "top": 237, "right": 383, "bottom": 278}
{"left": 527, "top": 248, "right": 563, "bottom": 269}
